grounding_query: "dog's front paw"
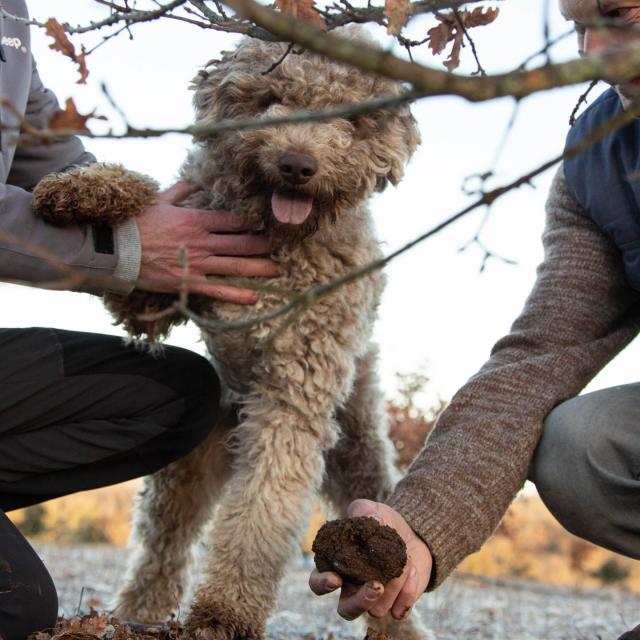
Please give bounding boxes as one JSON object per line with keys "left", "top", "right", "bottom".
{"left": 366, "top": 612, "right": 436, "bottom": 640}
{"left": 33, "top": 163, "right": 157, "bottom": 226}
{"left": 113, "top": 586, "right": 179, "bottom": 625}
{"left": 185, "top": 600, "right": 265, "bottom": 640}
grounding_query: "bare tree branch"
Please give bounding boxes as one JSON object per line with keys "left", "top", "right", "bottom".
{"left": 15, "top": 90, "right": 420, "bottom": 144}
{"left": 217, "top": 0, "right": 640, "bottom": 102}
{"left": 146, "top": 98, "right": 640, "bottom": 335}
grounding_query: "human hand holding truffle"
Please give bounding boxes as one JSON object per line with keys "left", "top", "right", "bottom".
{"left": 309, "top": 499, "right": 432, "bottom": 622}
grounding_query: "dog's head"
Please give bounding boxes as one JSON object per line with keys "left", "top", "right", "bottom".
{"left": 191, "top": 27, "right": 420, "bottom": 239}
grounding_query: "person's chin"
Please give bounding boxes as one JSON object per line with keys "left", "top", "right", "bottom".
{"left": 615, "top": 79, "right": 640, "bottom": 108}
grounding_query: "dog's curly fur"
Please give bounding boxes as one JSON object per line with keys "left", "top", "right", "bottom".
{"left": 33, "top": 28, "right": 432, "bottom": 640}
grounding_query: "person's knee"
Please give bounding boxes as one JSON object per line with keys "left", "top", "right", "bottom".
{"left": 530, "top": 387, "right": 640, "bottom": 553}
{"left": 159, "top": 347, "right": 220, "bottom": 456}
{"left": 0, "top": 552, "right": 58, "bottom": 640}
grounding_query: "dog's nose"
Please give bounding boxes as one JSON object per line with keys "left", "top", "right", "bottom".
{"left": 278, "top": 151, "right": 318, "bottom": 185}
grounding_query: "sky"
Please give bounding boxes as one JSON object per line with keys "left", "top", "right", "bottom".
{"left": 4, "top": 0, "right": 638, "bottom": 409}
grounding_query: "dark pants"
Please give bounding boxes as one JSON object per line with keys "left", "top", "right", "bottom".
{"left": 0, "top": 327, "right": 220, "bottom": 640}
{"left": 529, "top": 383, "right": 640, "bottom": 560}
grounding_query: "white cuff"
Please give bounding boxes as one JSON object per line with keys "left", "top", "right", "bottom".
{"left": 111, "top": 218, "right": 141, "bottom": 294}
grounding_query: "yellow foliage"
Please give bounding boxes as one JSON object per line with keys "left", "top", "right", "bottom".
{"left": 9, "top": 481, "right": 137, "bottom": 545}
{"left": 458, "top": 493, "right": 640, "bottom": 591}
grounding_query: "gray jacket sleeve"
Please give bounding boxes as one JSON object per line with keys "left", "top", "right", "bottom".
{"left": 0, "top": 59, "right": 140, "bottom": 291}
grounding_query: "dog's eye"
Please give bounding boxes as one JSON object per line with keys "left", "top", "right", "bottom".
{"left": 346, "top": 114, "right": 360, "bottom": 127}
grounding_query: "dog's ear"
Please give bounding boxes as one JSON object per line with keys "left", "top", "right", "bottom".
{"left": 382, "top": 109, "right": 421, "bottom": 188}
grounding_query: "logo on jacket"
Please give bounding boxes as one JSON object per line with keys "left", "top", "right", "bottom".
{"left": 1, "top": 36, "right": 27, "bottom": 53}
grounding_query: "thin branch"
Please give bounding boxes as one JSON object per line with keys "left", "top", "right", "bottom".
{"left": 160, "top": 98, "right": 640, "bottom": 335}
{"left": 16, "top": 90, "right": 421, "bottom": 144}
{"left": 453, "top": 7, "right": 486, "bottom": 76}
{"left": 218, "top": 0, "right": 640, "bottom": 103}
{"left": 569, "top": 79, "right": 599, "bottom": 126}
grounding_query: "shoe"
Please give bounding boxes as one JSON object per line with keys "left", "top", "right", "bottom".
{"left": 617, "top": 624, "right": 640, "bottom": 640}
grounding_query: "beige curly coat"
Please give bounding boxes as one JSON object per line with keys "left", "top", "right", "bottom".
{"left": 33, "top": 29, "right": 430, "bottom": 640}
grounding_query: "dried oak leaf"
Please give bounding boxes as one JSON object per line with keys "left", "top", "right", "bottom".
{"left": 384, "top": 0, "right": 411, "bottom": 36}
{"left": 274, "top": 0, "right": 326, "bottom": 28}
{"left": 427, "top": 6, "right": 499, "bottom": 71}
{"left": 463, "top": 5, "right": 500, "bottom": 28}
{"left": 427, "top": 20, "right": 454, "bottom": 55}
{"left": 44, "top": 18, "right": 89, "bottom": 84}
{"left": 49, "top": 98, "right": 106, "bottom": 133}
{"left": 443, "top": 32, "right": 463, "bottom": 71}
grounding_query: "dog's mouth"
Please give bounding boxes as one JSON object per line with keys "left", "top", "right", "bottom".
{"left": 271, "top": 189, "right": 314, "bottom": 225}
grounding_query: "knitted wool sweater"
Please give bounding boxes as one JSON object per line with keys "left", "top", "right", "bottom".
{"left": 388, "top": 166, "right": 640, "bottom": 590}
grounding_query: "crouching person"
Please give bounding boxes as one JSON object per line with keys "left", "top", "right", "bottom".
{"left": 0, "top": 1, "right": 278, "bottom": 637}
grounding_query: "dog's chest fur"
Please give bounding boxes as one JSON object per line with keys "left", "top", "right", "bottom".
{"left": 201, "top": 207, "right": 385, "bottom": 395}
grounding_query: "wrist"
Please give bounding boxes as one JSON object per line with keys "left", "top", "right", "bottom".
{"left": 111, "top": 218, "right": 141, "bottom": 293}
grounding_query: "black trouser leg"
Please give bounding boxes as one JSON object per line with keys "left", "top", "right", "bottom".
{"left": 0, "top": 327, "right": 221, "bottom": 639}
{"left": 0, "top": 510, "right": 58, "bottom": 640}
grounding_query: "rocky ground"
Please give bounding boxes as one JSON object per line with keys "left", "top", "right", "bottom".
{"left": 36, "top": 542, "right": 638, "bottom": 640}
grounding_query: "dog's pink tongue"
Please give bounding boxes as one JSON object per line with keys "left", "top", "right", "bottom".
{"left": 271, "top": 191, "right": 313, "bottom": 225}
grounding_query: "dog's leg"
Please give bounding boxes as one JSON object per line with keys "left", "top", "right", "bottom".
{"left": 322, "top": 347, "right": 435, "bottom": 640}
{"left": 323, "top": 347, "right": 398, "bottom": 514}
{"left": 114, "top": 417, "right": 235, "bottom": 623}
{"left": 184, "top": 378, "right": 345, "bottom": 640}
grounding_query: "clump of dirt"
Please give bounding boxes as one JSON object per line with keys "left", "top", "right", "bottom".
{"left": 312, "top": 516, "right": 407, "bottom": 585}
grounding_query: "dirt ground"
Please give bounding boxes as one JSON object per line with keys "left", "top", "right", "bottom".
{"left": 35, "top": 542, "right": 639, "bottom": 640}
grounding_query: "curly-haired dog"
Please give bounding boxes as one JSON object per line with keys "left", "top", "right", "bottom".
{"left": 33, "top": 29, "right": 428, "bottom": 640}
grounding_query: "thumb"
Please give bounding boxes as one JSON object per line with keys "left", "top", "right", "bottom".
{"left": 159, "top": 181, "right": 198, "bottom": 205}
{"left": 347, "top": 499, "right": 384, "bottom": 522}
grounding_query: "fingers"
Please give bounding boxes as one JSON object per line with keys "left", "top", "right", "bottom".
{"left": 348, "top": 498, "right": 384, "bottom": 520}
{"left": 189, "top": 282, "right": 259, "bottom": 304}
{"left": 202, "top": 210, "right": 254, "bottom": 232}
{"left": 210, "top": 233, "right": 273, "bottom": 256}
{"left": 336, "top": 581, "right": 384, "bottom": 621}
{"left": 368, "top": 562, "right": 419, "bottom": 621}
{"left": 160, "top": 181, "right": 198, "bottom": 204}
{"left": 309, "top": 569, "right": 342, "bottom": 596}
{"left": 204, "top": 256, "right": 281, "bottom": 278}
{"left": 390, "top": 566, "right": 419, "bottom": 620}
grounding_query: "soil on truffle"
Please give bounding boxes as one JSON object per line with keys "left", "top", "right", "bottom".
{"left": 312, "top": 516, "right": 407, "bottom": 585}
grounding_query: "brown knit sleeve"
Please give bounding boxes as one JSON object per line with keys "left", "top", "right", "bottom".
{"left": 388, "top": 166, "right": 640, "bottom": 590}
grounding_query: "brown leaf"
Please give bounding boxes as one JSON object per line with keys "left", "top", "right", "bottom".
{"left": 48, "top": 98, "right": 106, "bottom": 133}
{"left": 384, "top": 0, "right": 411, "bottom": 36}
{"left": 427, "top": 21, "right": 454, "bottom": 55}
{"left": 77, "top": 612, "right": 109, "bottom": 638}
{"left": 44, "top": 18, "right": 74, "bottom": 57}
{"left": 273, "top": 0, "right": 326, "bottom": 28}
{"left": 462, "top": 5, "right": 500, "bottom": 28}
{"left": 426, "top": 5, "right": 499, "bottom": 71}
{"left": 44, "top": 18, "right": 89, "bottom": 84}
{"left": 443, "top": 32, "right": 463, "bottom": 71}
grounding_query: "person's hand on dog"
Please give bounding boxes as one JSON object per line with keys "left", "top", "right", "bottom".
{"left": 308, "top": 499, "right": 432, "bottom": 622}
{"left": 137, "top": 181, "right": 279, "bottom": 304}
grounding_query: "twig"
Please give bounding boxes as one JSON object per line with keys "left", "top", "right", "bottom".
{"left": 569, "top": 79, "right": 599, "bottom": 126}
{"left": 453, "top": 7, "right": 485, "bottom": 76}
{"left": 17, "top": 90, "right": 421, "bottom": 144}
{"left": 217, "top": 0, "right": 640, "bottom": 103}
{"left": 162, "top": 97, "right": 640, "bottom": 335}
{"left": 262, "top": 42, "right": 295, "bottom": 75}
